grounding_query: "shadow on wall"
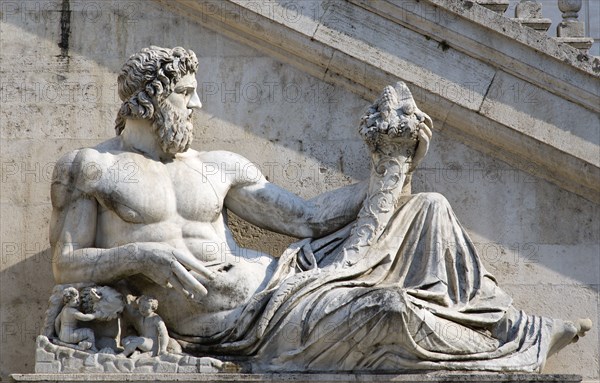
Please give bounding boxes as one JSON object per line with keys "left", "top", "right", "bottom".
{"left": 0, "top": 250, "right": 55, "bottom": 378}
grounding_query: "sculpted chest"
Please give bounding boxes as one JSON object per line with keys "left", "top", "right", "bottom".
{"left": 91, "top": 155, "right": 225, "bottom": 224}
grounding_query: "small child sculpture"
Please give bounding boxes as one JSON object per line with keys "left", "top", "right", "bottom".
{"left": 54, "top": 287, "right": 98, "bottom": 351}
{"left": 121, "top": 296, "right": 169, "bottom": 357}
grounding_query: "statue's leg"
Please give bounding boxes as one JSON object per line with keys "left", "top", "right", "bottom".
{"left": 77, "top": 328, "right": 96, "bottom": 351}
{"left": 137, "top": 337, "right": 154, "bottom": 353}
{"left": 407, "top": 193, "right": 592, "bottom": 359}
{"left": 121, "top": 336, "right": 144, "bottom": 357}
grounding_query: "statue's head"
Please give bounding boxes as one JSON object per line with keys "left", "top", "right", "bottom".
{"left": 138, "top": 295, "right": 158, "bottom": 317}
{"left": 80, "top": 286, "right": 124, "bottom": 320}
{"left": 115, "top": 46, "right": 200, "bottom": 154}
{"left": 62, "top": 286, "right": 80, "bottom": 307}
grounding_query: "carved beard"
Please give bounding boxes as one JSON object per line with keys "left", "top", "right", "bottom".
{"left": 152, "top": 100, "right": 194, "bottom": 154}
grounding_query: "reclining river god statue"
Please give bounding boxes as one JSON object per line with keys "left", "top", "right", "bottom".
{"left": 46, "top": 45, "right": 591, "bottom": 373}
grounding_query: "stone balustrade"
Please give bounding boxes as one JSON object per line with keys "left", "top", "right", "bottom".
{"left": 475, "top": 0, "right": 594, "bottom": 52}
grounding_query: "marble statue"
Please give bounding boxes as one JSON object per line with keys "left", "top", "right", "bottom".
{"left": 54, "top": 287, "right": 98, "bottom": 351}
{"left": 47, "top": 45, "right": 591, "bottom": 373}
{"left": 44, "top": 284, "right": 124, "bottom": 353}
{"left": 121, "top": 295, "right": 172, "bottom": 357}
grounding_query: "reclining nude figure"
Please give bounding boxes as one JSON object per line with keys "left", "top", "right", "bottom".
{"left": 49, "top": 46, "right": 590, "bottom": 372}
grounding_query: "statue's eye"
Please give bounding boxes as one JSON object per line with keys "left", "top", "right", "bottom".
{"left": 174, "top": 87, "right": 188, "bottom": 95}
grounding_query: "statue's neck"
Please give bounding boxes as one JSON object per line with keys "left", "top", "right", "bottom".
{"left": 120, "top": 119, "right": 173, "bottom": 162}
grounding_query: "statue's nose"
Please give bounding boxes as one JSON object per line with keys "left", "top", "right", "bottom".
{"left": 188, "top": 90, "right": 202, "bottom": 110}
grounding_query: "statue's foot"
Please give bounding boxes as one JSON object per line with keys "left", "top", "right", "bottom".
{"left": 78, "top": 341, "right": 93, "bottom": 350}
{"left": 548, "top": 318, "right": 592, "bottom": 356}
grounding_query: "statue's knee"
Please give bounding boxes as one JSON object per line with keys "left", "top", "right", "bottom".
{"left": 84, "top": 328, "right": 95, "bottom": 340}
{"left": 372, "top": 289, "right": 407, "bottom": 317}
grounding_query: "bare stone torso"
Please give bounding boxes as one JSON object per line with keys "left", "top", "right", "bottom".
{"left": 79, "top": 140, "right": 277, "bottom": 335}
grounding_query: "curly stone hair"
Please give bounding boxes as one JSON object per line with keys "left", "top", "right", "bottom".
{"left": 62, "top": 286, "right": 79, "bottom": 305}
{"left": 115, "top": 46, "right": 199, "bottom": 135}
{"left": 138, "top": 295, "right": 159, "bottom": 311}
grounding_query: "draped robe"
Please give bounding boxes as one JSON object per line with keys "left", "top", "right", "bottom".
{"left": 176, "top": 192, "right": 553, "bottom": 373}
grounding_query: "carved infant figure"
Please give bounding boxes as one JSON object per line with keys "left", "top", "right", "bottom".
{"left": 121, "top": 296, "right": 169, "bottom": 357}
{"left": 54, "top": 287, "right": 98, "bottom": 351}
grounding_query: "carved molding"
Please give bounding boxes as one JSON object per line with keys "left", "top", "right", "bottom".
{"left": 161, "top": 0, "right": 600, "bottom": 203}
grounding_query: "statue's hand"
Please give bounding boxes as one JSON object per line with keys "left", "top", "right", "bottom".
{"left": 409, "top": 122, "right": 432, "bottom": 172}
{"left": 134, "top": 243, "right": 215, "bottom": 301}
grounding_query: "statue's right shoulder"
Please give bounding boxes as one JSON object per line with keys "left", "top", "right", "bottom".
{"left": 51, "top": 145, "right": 113, "bottom": 206}
{"left": 53, "top": 147, "right": 102, "bottom": 180}
{"left": 51, "top": 149, "right": 90, "bottom": 208}
{"left": 54, "top": 135, "right": 127, "bottom": 178}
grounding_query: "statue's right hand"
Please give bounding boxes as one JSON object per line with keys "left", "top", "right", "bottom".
{"left": 133, "top": 243, "right": 214, "bottom": 301}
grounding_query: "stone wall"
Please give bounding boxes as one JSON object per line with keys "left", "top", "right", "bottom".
{"left": 0, "top": 0, "right": 597, "bottom": 381}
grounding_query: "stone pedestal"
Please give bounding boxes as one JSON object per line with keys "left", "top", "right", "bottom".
{"left": 33, "top": 335, "right": 237, "bottom": 374}
{"left": 555, "top": 0, "right": 594, "bottom": 51}
{"left": 475, "top": 0, "right": 511, "bottom": 14}
{"left": 512, "top": 0, "right": 552, "bottom": 32}
{"left": 9, "top": 373, "right": 583, "bottom": 383}
{"left": 20, "top": 336, "right": 585, "bottom": 382}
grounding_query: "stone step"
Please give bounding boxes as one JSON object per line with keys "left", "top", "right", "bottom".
{"left": 9, "top": 373, "right": 583, "bottom": 383}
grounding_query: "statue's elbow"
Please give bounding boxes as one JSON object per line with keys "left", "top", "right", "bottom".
{"left": 51, "top": 246, "right": 72, "bottom": 283}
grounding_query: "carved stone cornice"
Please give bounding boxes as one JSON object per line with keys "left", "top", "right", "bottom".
{"left": 161, "top": 0, "right": 600, "bottom": 203}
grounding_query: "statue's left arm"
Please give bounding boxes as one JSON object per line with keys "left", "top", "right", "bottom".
{"left": 54, "top": 313, "right": 61, "bottom": 336}
{"left": 156, "top": 319, "right": 169, "bottom": 355}
{"left": 222, "top": 153, "right": 368, "bottom": 238}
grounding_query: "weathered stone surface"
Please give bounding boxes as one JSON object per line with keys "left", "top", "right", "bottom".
{"left": 33, "top": 336, "right": 232, "bottom": 375}
{"left": 475, "top": 0, "right": 510, "bottom": 14}
{"left": 168, "top": 0, "right": 600, "bottom": 205}
{"left": 153, "top": 362, "right": 177, "bottom": 373}
{"left": 516, "top": 1, "right": 542, "bottom": 18}
{"left": 558, "top": 21, "right": 586, "bottom": 37}
{"left": 34, "top": 349, "right": 55, "bottom": 363}
{"left": 0, "top": 0, "right": 598, "bottom": 381}
{"left": 32, "top": 362, "right": 61, "bottom": 374}
{"left": 62, "top": 357, "right": 85, "bottom": 373}
{"left": 9, "top": 372, "right": 584, "bottom": 382}
{"left": 101, "top": 362, "right": 120, "bottom": 373}
{"left": 512, "top": 1, "right": 551, "bottom": 32}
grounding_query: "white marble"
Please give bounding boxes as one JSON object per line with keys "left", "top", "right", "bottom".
{"left": 44, "top": 46, "right": 591, "bottom": 373}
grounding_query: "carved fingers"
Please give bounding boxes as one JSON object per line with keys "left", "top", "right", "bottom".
{"left": 410, "top": 123, "right": 432, "bottom": 172}
{"left": 169, "top": 260, "right": 208, "bottom": 300}
{"left": 171, "top": 250, "right": 216, "bottom": 281}
{"left": 141, "top": 245, "right": 210, "bottom": 302}
{"left": 419, "top": 122, "right": 433, "bottom": 141}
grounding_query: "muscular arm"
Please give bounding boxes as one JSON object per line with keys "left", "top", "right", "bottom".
{"left": 72, "top": 310, "right": 96, "bottom": 322}
{"left": 50, "top": 151, "right": 137, "bottom": 284}
{"left": 223, "top": 153, "right": 368, "bottom": 238}
{"left": 50, "top": 149, "right": 210, "bottom": 299}
{"left": 223, "top": 109, "right": 432, "bottom": 239}
{"left": 156, "top": 319, "right": 169, "bottom": 355}
{"left": 54, "top": 314, "right": 61, "bottom": 336}
{"left": 50, "top": 152, "right": 131, "bottom": 283}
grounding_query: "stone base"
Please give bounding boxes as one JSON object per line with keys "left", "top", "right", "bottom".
{"left": 9, "top": 373, "right": 583, "bottom": 383}
{"left": 556, "top": 37, "right": 594, "bottom": 51}
{"left": 34, "top": 335, "right": 238, "bottom": 374}
{"left": 511, "top": 18, "right": 552, "bottom": 32}
{"left": 474, "top": 0, "right": 510, "bottom": 14}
